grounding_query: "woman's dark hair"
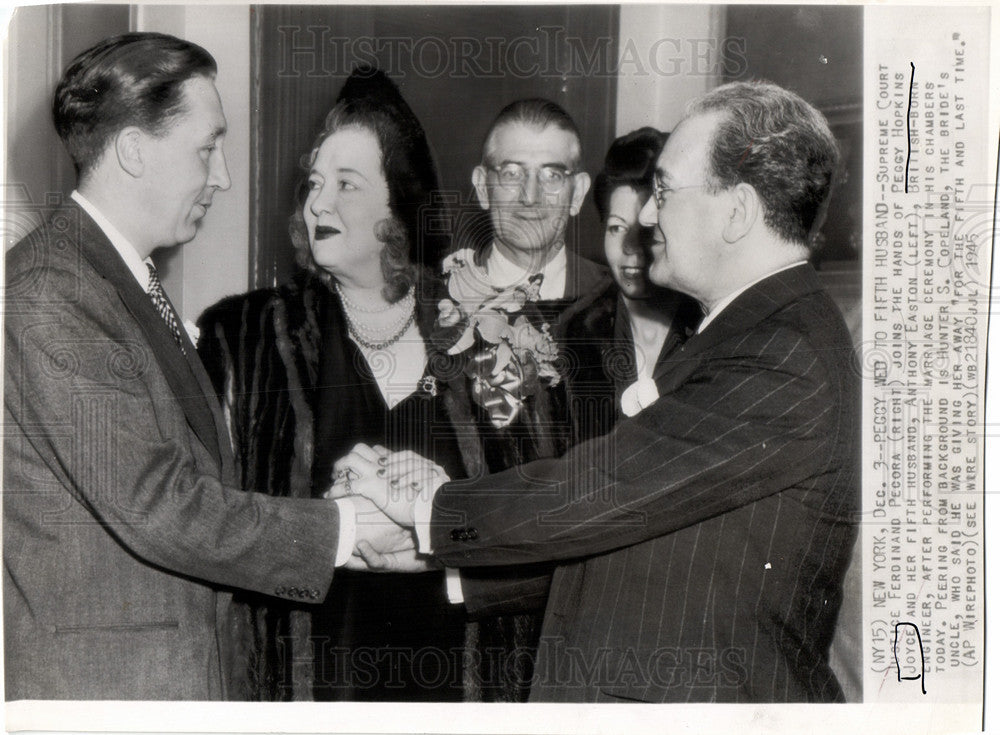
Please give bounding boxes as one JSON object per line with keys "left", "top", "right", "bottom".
{"left": 53, "top": 32, "right": 217, "bottom": 177}
{"left": 290, "top": 67, "right": 448, "bottom": 302}
{"left": 592, "top": 127, "right": 667, "bottom": 222}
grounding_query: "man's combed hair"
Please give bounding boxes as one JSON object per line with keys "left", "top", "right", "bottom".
{"left": 53, "top": 32, "right": 217, "bottom": 177}
{"left": 482, "top": 98, "right": 582, "bottom": 166}
{"left": 592, "top": 126, "right": 667, "bottom": 222}
{"left": 690, "top": 81, "right": 840, "bottom": 250}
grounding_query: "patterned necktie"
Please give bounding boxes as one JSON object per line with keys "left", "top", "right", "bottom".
{"left": 146, "top": 263, "right": 186, "bottom": 354}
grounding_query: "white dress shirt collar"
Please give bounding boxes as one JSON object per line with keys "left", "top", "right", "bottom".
{"left": 71, "top": 190, "right": 153, "bottom": 293}
{"left": 484, "top": 242, "right": 567, "bottom": 300}
{"left": 697, "top": 261, "right": 808, "bottom": 334}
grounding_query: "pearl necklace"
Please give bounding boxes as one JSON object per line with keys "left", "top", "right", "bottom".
{"left": 335, "top": 281, "right": 405, "bottom": 314}
{"left": 344, "top": 309, "right": 416, "bottom": 350}
{"left": 336, "top": 284, "right": 416, "bottom": 350}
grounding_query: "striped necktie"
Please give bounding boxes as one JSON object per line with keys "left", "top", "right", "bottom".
{"left": 146, "top": 263, "right": 186, "bottom": 354}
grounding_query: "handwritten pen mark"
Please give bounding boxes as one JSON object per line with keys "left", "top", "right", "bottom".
{"left": 893, "top": 621, "right": 926, "bottom": 694}
{"left": 877, "top": 665, "right": 893, "bottom": 695}
{"left": 905, "top": 62, "right": 916, "bottom": 193}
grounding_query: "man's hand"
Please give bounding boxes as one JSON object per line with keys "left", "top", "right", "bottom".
{"left": 339, "top": 495, "right": 435, "bottom": 572}
{"left": 333, "top": 445, "right": 449, "bottom": 527}
{"left": 339, "top": 494, "right": 414, "bottom": 569}
{"left": 351, "top": 540, "right": 438, "bottom": 573}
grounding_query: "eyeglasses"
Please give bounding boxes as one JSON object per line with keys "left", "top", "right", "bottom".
{"left": 487, "top": 163, "right": 575, "bottom": 194}
{"left": 652, "top": 179, "right": 710, "bottom": 209}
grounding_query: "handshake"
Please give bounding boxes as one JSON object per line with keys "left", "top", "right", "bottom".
{"left": 324, "top": 444, "right": 448, "bottom": 573}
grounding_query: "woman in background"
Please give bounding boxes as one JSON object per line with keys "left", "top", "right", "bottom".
{"left": 564, "top": 126, "right": 700, "bottom": 433}
{"left": 198, "top": 67, "right": 465, "bottom": 702}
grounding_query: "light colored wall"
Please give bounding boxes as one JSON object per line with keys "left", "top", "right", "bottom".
{"left": 136, "top": 4, "right": 251, "bottom": 321}
{"left": 4, "top": 5, "right": 59, "bottom": 228}
{"left": 4, "top": 5, "right": 131, "bottom": 241}
{"left": 615, "top": 5, "right": 723, "bottom": 137}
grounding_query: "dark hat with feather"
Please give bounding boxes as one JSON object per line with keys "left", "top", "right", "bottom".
{"left": 328, "top": 66, "right": 448, "bottom": 270}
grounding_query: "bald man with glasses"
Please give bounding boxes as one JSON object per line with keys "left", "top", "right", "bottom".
{"left": 468, "top": 97, "right": 607, "bottom": 302}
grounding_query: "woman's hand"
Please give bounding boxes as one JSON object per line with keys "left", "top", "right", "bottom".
{"left": 333, "top": 443, "right": 387, "bottom": 480}
{"left": 343, "top": 449, "right": 449, "bottom": 526}
{"left": 325, "top": 443, "right": 390, "bottom": 497}
{"left": 378, "top": 450, "right": 447, "bottom": 487}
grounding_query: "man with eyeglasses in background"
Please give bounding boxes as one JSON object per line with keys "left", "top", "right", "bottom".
{"left": 468, "top": 98, "right": 608, "bottom": 303}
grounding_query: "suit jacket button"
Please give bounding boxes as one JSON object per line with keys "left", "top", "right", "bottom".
{"left": 467, "top": 528, "right": 479, "bottom": 540}
{"left": 310, "top": 589, "right": 319, "bottom": 599}
{"left": 275, "top": 586, "right": 286, "bottom": 595}
{"left": 450, "top": 529, "right": 463, "bottom": 541}
{"left": 288, "top": 586, "right": 298, "bottom": 597}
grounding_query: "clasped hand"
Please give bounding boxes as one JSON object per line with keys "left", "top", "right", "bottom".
{"left": 325, "top": 444, "right": 448, "bottom": 572}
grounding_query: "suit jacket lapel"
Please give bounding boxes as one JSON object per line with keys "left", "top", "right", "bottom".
{"left": 71, "top": 203, "right": 226, "bottom": 470}
{"left": 176, "top": 310, "right": 236, "bottom": 481}
{"left": 652, "top": 264, "right": 825, "bottom": 386}
{"left": 652, "top": 293, "right": 700, "bottom": 368}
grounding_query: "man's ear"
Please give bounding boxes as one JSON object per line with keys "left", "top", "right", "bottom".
{"left": 115, "top": 127, "right": 144, "bottom": 178}
{"left": 722, "top": 182, "right": 759, "bottom": 243}
{"left": 472, "top": 166, "right": 490, "bottom": 211}
{"left": 568, "top": 171, "right": 591, "bottom": 216}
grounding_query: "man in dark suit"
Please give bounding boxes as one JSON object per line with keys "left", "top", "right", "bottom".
{"left": 346, "top": 81, "right": 859, "bottom": 702}
{"left": 3, "top": 32, "right": 402, "bottom": 700}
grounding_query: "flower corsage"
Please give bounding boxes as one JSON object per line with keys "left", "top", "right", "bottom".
{"left": 432, "top": 248, "right": 560, "bottom": 428}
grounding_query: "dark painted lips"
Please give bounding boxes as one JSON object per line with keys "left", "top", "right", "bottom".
{"left": 314, "top": 225, "right": 341, "bottom": 240}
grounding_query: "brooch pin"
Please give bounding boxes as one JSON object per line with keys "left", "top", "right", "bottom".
{"left": 420, "top": 375, "right": 439, "bottom": 397}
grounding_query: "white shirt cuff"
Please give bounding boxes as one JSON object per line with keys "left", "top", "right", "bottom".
{"left": 414, "top": 475, "right": 447, "bottom": 554}
{"left": 445, "top": 568, "right": 465, "bottom": 604}
{"left": 333, "top": 498, "right": 357, "bottom": 567}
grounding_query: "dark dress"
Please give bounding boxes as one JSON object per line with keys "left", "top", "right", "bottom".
{"left": 197, "top": 271, "right": 465, "bottom": 701}
{"left": 310, "top": 297, "right": 466, "bottom": 701}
